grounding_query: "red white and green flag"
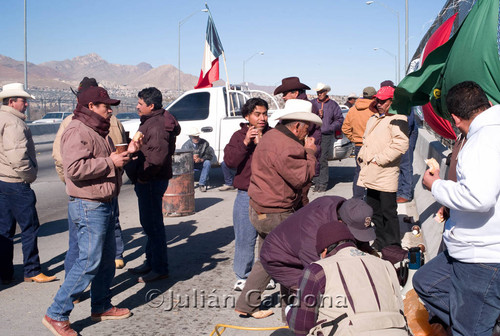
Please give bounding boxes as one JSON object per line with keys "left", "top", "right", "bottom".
{"left": 194, "top": 14, "right": 224, "bottom": 89}
{"left": 391, "top": 0, "right": 500, "bottom": 122}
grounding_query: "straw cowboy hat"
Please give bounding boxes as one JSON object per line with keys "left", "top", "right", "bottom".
{"left": 277, "top": 99, "right": 323, "bottom": 126}
{"left": 0, "top": 83, "right": 35, "bottom": 100}
{"left": 314, "top": 82, "right": 331, "bottom": 93}
{"left": 274, "top": 77, "right": 310, "bottom": 95}
{"left": 186, "top": 126, "right": 201, "bottom": 136}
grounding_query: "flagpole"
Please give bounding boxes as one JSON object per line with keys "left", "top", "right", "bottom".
{"left": 205, "top": 3, "right": 233, "bottom": 116}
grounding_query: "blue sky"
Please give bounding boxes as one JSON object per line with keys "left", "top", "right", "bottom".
{"left": 1, "top": 0, "right": 446, "bottom": 95}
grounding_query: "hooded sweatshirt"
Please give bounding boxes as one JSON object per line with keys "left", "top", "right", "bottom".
{"left": 341, "top": 98, "right": 375, "bottom": 146}
{"left": 432, "top": 104, "right": 500, "bottom": 262}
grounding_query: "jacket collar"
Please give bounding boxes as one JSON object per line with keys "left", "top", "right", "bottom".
{"left": 275, "top": 123, "right": 303, "bottom": 145}
{"left": 0, "top": 105, "right": 26, "bottom": 121}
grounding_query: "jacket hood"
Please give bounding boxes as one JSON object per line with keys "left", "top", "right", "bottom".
{"left": 164, "top": 110, "right": 181, "bottom": 136}
{"left": 468, "top": 104, "right": 500, "bottom": 139}
{"left": 354, "top": 98, "right": 374, "bottom": 111}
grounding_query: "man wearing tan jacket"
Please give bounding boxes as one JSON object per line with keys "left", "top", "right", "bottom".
{"left": 342, "top": 86, "right": 377, "bottom": 199}
{"left": 357, "top": 86, "right": 409, "bottom": 251}
{"left": 0, "top": 83, "right": 57, "bottom": 285}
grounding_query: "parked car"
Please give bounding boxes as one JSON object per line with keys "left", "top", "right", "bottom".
{"left": 32, "top": 111, "right": 72, "bottom": 124}
{"left": 329, "top": 104, "right": 354, "bottom": 161}
{"left": 115, "top": 112, "right": 139, "bottom": 121}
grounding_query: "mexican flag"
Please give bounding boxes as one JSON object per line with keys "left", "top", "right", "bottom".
{"left": 391, "top": 0, "right": 500, "bottom": 121}
{"left": 195, "top": 14, "right": 224, "bottom": 89}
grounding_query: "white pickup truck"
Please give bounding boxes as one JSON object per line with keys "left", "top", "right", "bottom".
{"left": 122, "top": 86, "right": 281, "bottom": 164}
{"left": 122, "top": 86, "right": 353, "bottom": 163}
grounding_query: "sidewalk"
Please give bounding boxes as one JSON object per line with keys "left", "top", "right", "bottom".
{"left": 0, "top": 156, "right": 440, "bottom": 335}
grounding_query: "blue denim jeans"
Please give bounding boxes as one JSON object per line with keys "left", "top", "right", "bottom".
{"left": 413, "top": 251, "right": 500, "bottom": 335}
{"left": 233, "top": 190, "right": 257, "bottom": 280}
{"left": 134, "top": 180, "right": 169, "bottom": 275}
{"left": 397, "top": 146, "right": 415, "bottom": 200}
{"left": 352, "top": 146, "right": 365, "bottom": 199}
{"left": 47, "top": 197, "right": 117, "bottom": 321}
{"left": 0, "top": 180, "right": 41, "bottom": 279}
{"left": 64, "top": 198, "right": 124, "bottom": 278}
{"left": 221, "top": 161, "right": 235, "bottom": 186}
{"left": 194, "top": 160, "right": 211, "bottom": 186}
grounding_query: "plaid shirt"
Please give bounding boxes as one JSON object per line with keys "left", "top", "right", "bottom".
{"left": 286, "top": 263, "right": 326, "bottom": 336}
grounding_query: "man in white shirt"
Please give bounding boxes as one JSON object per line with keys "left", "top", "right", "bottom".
{"left": 416, "top": 81, "right": 500, "bottom": 335}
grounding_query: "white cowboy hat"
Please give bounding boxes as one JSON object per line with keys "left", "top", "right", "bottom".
{"left": 313, "top": 82, "right": 331, "bottom": 93}
{"left": 186, "top": 126, "right": 200, "bottom": 136}
{"left": 0, "top": 83, "right": 35, "bottom": 100}
{"left": 347, "top": 92, "right": 359, "bottom": 99}
{"left": 277, "top": 99, "right": 322, "bottom": 126}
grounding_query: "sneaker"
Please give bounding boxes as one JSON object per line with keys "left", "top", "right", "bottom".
{"left": 138, "top": 271, "right": 169, "bottom": 283}
{"left": 91, "top": 306, "right": 131, "bottom": 322}
{"left": 200, "top": 185, "right": 207, "bottom": 192}
{"left": 234, "top": 279, "right": 246, "bottom": 291}
{"left": 266, "top": 279, "right": 276, "bottom": 290}
{"left": 219, "top": 185, "right": 235, "bottom": 191}
{"left": 42, "top": 315, "right": 77, "bottom": 336}
{"left": 128, "top": 262, "right": 152, "bottom": 275}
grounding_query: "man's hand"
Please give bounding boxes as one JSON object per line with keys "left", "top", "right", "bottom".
{"left": 304, "top": 137, "right": 317, "bottom": 153}
{"left": 423, "top": 168, "right": 441, "bottom": 190}
{"left": 110, "top": 152, "right": 130, "bottom": 168}
{"left": 127, "top": 139, "right": 141, "bottom": 154}
{"left": 243, "top": 126, "right": 260, "bottom": 146}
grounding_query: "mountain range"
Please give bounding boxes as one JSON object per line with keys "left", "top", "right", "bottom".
{"left": 0, "top": 53, "right": 274, "bottom": 93}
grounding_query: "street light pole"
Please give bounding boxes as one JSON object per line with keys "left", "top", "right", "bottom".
{"left": 242, "top": 51, "right": 264, "bottom": 84}
{"left": 178, "top": 9, "right": 208, "bottom": 93}
{"left": 366, "top": 1, "right": 400, "bottom": 83}
{"left": 405, "top": 0, "right": 409, "bottom": 74}
{"left": 24, "top": 0, "right": 29, "bottom": 120}
{"left": 373, "top": 48, "right": 397, "bottom": 85}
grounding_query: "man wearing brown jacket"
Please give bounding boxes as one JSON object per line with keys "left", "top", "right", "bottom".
{"left": 44, "top": 86, "right": 136, "bottom": 336}
{"left": 235, "top": 99, "right": 321, "bottom": 319}
{"left": 342, "top": 86, "right": 377, "bottom": 199}
{"left": 52, "top": 77, "right": 128, "bottom": 272}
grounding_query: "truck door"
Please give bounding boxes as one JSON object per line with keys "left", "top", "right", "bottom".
{"left": 168, "top": 91, "right": 218, "bottom": 154}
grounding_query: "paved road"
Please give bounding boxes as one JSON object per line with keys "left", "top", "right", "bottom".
{"left": 0, "top": 144, "right": 426, "bottom": 336}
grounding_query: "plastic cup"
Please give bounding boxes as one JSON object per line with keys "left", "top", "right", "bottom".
{"left": 115, "top": 144, "right": 128, "bottom": 154}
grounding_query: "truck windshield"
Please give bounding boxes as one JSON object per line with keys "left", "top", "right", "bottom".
{"left": 169, "top": 92, "right": 210, "bottom": 121}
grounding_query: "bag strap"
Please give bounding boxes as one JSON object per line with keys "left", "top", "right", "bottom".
{"left": 320, "top": 313, "right": 348, "bottom": 336}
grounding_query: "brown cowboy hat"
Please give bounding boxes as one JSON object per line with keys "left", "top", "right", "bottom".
{"left": 274, "top": 77, "right": 310, "bottom": 95}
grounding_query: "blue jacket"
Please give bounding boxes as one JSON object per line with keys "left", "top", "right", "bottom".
{"left": 311, "top": 99, "right": 344, "bottom": 135}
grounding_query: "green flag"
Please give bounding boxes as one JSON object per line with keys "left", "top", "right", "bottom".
{"left": 391, "top": 0, "right": 500, "bottom": 120}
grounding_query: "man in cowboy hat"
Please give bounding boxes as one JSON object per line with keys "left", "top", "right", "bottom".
{"left": 311, "top": 83, "right": 344, "bottom": 192}
{"left": 345, "top": 92, "right": 358, "bottom": 109}
{"left": 274, "top": 76, "right": 311, "bottom": 101}
{"left": 0, "top": 83, "right": 57, "bottom": 285}
{"left": 181, "top": 126, "right": 214, "bottom": 192}
{"left": 235, "top": 99, "right": 321, "bottom": 319}
{"left": 275, "top": 77, "right": 320, "bottom": 204}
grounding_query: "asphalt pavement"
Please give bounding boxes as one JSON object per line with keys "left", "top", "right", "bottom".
{"left": 0, "top": 139, "right": 439, "bottom": 335}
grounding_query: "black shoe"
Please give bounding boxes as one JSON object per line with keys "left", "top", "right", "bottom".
{"left": 138, "top": 271, "right": 169, "bottom": 283}
{"left": 314, "top": 185, "right": 327, "bottom": 192}
{"left": 128, "top": 263, "right": 152, "bottom": 275}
